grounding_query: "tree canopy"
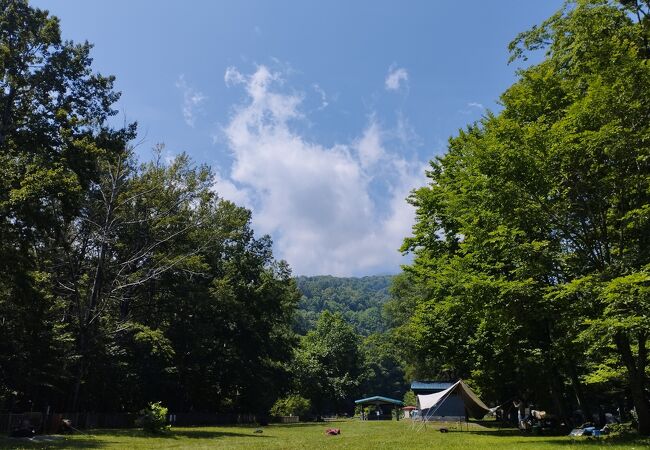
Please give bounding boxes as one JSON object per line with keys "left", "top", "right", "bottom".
{"left": 0, "top": 0, "right": 299, "bottom": 416}
{"left": 393, "top": 0, "right": 650, "bottom": 434}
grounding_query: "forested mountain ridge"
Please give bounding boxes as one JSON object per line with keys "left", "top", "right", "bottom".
{"left": 294, "top": 275, "right": 393, "bottom": 335}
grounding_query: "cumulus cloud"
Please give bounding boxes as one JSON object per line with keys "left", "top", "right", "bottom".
{"left": 212, "top": 171, "right": 252, "bottom": 209}
{"left": 355, "top": 120, "right": 385, "bottom": 168}
{"left": 385, "top": 66, "right": 409, "bottom": 91}
{"left": 218, "top": 65, "right": 426, "bottom": 276}
{"left": 176, "top": 75, "right": 206, "bottom": 127}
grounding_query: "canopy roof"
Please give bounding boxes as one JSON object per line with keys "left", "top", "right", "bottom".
{"left": 355, "top": 396, "right": 404, "bottom": 406}
{"left": 417, "top": 380, "right": 490, "bottom": 419}
{"left": 411, "top": 381, "right": 454, "bottom": 392}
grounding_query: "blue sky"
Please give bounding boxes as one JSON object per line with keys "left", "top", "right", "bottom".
{"left": 34, "top": 0, "right": 564, "bottom": 276}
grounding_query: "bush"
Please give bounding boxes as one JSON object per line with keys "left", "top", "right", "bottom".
{"left": 138, "top": 401, "right": 170, "bottom": 433}
{"left": 403, "top": 390, "right": 416, "bottom": 407}
{"left": 270, "top": 395, "right": 311, "bottom": 418}
{"left": 606, "top": 422, "right": 634, "bottom": 436}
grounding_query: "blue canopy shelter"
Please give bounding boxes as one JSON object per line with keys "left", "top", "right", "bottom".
{"left": 355, "top": 396, "right": 404, "bottom": 421}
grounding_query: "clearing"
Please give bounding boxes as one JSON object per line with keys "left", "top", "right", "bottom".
{"left": 1, "top": 420, "right": 648, "bottom": 449}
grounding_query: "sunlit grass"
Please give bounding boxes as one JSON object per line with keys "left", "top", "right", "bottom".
{"left": 2, "top": 419, "right": 649, "bottom": 449}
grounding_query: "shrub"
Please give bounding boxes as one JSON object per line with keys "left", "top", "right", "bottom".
{"left": 270, "top": 395, "right": 311, "bottom": 418}
{"left": 138, "top": 401, "right": 170, "bottom": 433}
{"left": 606, "top": 422, "right": 634, "bottom": 436}
{"left": 364, "top": 405, "right": 377, "bottom": 417}
{"left": 403, "top": 390, "right": 416, "bottom": 407}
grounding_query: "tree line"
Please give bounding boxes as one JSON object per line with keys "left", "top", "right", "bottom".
{"left": 0, "top": 0, "right": 298, "bottom": 416}
{"left": 0, "top": 0, "right": 404, "bottom": 420}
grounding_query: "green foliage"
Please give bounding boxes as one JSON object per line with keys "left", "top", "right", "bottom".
{"left": 0, "top": 0, "right": 132, "bottom": 413}
{"left": 606, "top": 422, "right": 634, "bottom": 436}
{"left": 138, "top": 402, "right": 170, "bottom": 434}
{"left": 0, "top": 1, "right": 300, "bottom": 416}
{"left": 292, "top": 311, "right": 365, "bottom": 415}
{"left": 395, "top": 0, "right": 650, "bottom": 434}
{"left": 359, "top": 333, "right": 408, "bottom": 400}
{"left": 403, "top": 390, "right": 416, "bottom": 407}
{"left": 269, "top": 395, "right": 311, "bottom": 418}
{"left": 295, "top": 275, "right": 392, "bottom": 335}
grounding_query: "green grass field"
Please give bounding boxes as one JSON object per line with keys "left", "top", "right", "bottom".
{"left": 1, "top": 420, "right": 649, "bottom": 450}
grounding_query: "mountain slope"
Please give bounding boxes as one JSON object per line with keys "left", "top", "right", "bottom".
{"left": 294, "top": 275, "right": 393, "bottom": 335}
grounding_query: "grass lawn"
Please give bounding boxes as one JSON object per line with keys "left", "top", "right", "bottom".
{"left": 1, "top": 419, "right": 649, "bottom": 449}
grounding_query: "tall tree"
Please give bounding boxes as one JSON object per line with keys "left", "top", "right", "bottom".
{"left": 292, "top": 311, "right": 365, "bottom": 415}
{"left": 359, "top": 333, "right": 407, "bottom": 400}
{"left": 399, "top": 0, "right": 650, "bottom": 433}
{"left": 0, "top": 0, "right": 132, "bottom": 412}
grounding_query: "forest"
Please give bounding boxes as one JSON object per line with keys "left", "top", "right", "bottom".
{"left": 1, "top": 0, "right": 649, "bottom": 438}
{"left": 294, "top": 275, "right": 392, "bottom": 335}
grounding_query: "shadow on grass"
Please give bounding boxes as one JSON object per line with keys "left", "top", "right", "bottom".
{"left": 93, "top": 427, "right": 273, "bottom": 440}
{"left": 0, "top": 436, "right": 106, "bottom": 449}
{"left": 470, "top": 420, "right": 516, "bottom": 429}
{"left": 468, "top": 429, "right": 530, "bottom": 436}
{"left": 169, "top": 429, "right": 271, "bottom": 439}
{"left": 465, "top": 429, "right": 650, "bottom": 447}
{"left": 525, "top": 435, "right": 650, "bottom": 447}
{"left": 0, "top": 428, "right": 273, "bottom": 449}
{"left": 270, "top": 422, "right": 343, "bottom": 429}
{"left": 237, "top": 420, "right": 352, "bottom": 432}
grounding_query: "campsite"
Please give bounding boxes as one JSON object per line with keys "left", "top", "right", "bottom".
{"left": 3, "top": 379, "right": 649, "bottom": 448}
{"left": 2, "top": 0, "right": 650, "bottom": 448}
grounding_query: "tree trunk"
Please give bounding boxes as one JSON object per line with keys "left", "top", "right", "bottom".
{"left": 71, "top": 331, "right": 85, "bottom": 412}
{"left": 549, "top": 383, "right": 567, "bottom": 421}
{"left": 569, "top": 361, "right": 591, "bottom": 424}
{"left": 615, "top": 332, "right": 650, "bottom": 435}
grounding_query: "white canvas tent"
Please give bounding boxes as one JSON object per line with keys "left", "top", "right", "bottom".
{"left": 417, "top": 380, "right": 490, "bottom": 420}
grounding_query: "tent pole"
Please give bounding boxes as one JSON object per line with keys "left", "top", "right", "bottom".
{"left": 416, "top": 382, "right": 459, "bottom": 432}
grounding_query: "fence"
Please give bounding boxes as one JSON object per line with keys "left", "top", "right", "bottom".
{"left": 57, "top": 412, "right": 138, "bottom": 429}
{"left": 277, "top": 416, "right": 299, "bottom": 424}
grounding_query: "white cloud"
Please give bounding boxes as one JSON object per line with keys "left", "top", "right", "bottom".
{"left": 212, "top": 171, "right": 252, "bottom": 208}
{"left": 385, "top": 66, "right": 409, "bottom": 91}
{"left": 219, "top": 65, "right": 426, "bottom": 276}
{"left": 312, "top": 83, "right": 329, "bottom": 110}
{"left": 394, "top": 112, "right": 421, "bottom": 147}
{"left": 176, "top": 75, "right": 206, "bottom": 127}
{"left": 355, "top": 119, "right": 385, "bottom": 168}
{"left": 224, "top": 66, "right": 246, "bottom": 87}
{"left": 459, "top": 102, "right": 486, "bottom": 115}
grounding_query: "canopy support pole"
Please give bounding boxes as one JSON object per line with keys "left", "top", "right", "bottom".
{"left": 416, "top": 384, "right": 458, "bottom": 432}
